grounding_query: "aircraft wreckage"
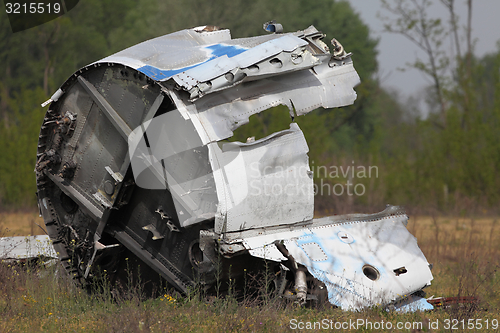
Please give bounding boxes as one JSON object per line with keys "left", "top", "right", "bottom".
{"left": 33, "top": 23, "right": 434, "bottom": 311}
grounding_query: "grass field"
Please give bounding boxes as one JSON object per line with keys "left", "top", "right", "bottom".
{"left": 1, "top": 213, "right": 499, "bottom": 332}
{"left": 0, "top": 212, "right": 47, "bottom": 237}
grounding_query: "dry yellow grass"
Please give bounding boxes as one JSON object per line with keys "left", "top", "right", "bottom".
{"left": 409, "top": 215, "right": 499, "bottom": 244}
{"left": 406, "top": 215, "right": 500, "bottom": 309}
{"left": 409, "top": 215, "right": 499, "bottom": 269}
{"left": 0, "top": 212, "right": 47, "bottom": 236}
{"left": 0, "top": 213, "right": 499, "bottom": 332}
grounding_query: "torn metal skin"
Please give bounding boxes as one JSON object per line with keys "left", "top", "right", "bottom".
{"left": 34, "top": 24, "right": 433, "bottom": 311}
{"left": 0, "top": 235, "right": 57, "bottom": 264}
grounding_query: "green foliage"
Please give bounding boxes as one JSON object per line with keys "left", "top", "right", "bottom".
{"left": 374, "top": 0, "right": 500, "bottom": 212}
{"left": 378, "top": 50, "right": 500, "bottom": 209}
{"left": 428, "top": 53, "right": 500, "bottom": 205}
{"left": 0, "top": 88, "right": 47, "bottom": 207}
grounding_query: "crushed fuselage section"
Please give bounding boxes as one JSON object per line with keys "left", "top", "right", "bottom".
{"left": 35, "top": 24, "right": 432, "bottom": 311}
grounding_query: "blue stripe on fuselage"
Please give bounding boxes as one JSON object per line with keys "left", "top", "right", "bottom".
{"left": 137, "top": 44, "right": 248, "bottom": 81}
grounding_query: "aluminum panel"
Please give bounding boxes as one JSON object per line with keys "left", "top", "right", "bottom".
{"left": 208, "top": 123, "right": 313, "bottom": 233}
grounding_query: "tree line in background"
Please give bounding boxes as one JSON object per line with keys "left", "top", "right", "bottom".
{"left": 0, "top": 0, "right": 498, "bottom": 214}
